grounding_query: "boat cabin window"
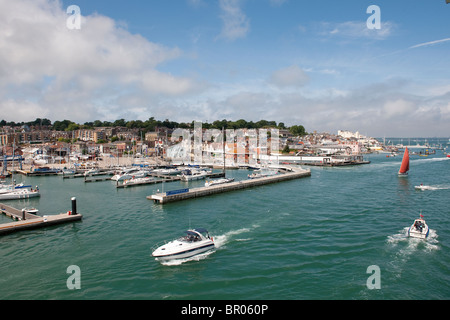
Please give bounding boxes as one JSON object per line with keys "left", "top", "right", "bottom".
{"left": 182, "top": 233, "right": 201, "bottom": 242}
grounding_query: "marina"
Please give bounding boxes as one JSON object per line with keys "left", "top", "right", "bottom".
{"left": 116, "top": 172, "right": 225, "bottom": 188}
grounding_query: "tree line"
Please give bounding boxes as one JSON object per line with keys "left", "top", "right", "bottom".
{"left": 1, "top": 117, "right": 307, "bottom": 136}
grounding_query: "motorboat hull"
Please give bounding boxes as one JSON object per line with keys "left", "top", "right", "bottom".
{"left": 414, "top": 185, "right": 436, "bottom": 191}
{"left": 152, "top": 242, "right": 215, "bottom": 261}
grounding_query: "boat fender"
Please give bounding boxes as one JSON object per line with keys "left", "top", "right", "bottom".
{"left": 211, "top": 237, "right": 214, "bottom": 242}
{"left": 68, "top": 210, "right": 72, "bottom": 215}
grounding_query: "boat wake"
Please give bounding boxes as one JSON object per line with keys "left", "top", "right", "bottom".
{"left": 157, "top": 228, "right": 251, "bottom": 266}
{"left": 387, "top": 227, "right": 439, "bottom": 255}
{"left": 385, "top": 228, "right": 439, "bottom": 279}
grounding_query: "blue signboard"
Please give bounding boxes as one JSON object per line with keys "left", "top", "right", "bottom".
{"left": 166, "top": 188, "right": 189, "bottom": 196}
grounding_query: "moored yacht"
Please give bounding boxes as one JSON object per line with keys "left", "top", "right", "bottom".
{"left": 408, "top": 214, "right": 429, "bottom": 239}
{"left": 111, "top": 167, "right": 149, "bottom": 181}
{"left": 180, "top": 169, "right": 211, "bottom": 181}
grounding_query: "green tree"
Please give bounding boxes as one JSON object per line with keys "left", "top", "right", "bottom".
{"left": 289, "top": 125, "right": 307, "bottom": 136}
{"left": 66, "top": 123, "right": 80, "bottom": 131}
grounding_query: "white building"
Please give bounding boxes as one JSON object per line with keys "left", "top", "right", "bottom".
{"left": 338, "top": 130, "right": 366, "bottom": 140}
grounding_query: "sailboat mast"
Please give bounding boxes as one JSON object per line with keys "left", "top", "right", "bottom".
{"left": 222, "top": 127, "right": 225, "bottom": 173}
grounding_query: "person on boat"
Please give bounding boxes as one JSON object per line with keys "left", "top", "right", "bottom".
{"left": 414, "top": 221, "right": 423, "bottom": 232}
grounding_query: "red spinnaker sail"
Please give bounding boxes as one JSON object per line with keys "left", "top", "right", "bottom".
{"left": 399, "top": 147, "right": 409, "bottom": 174}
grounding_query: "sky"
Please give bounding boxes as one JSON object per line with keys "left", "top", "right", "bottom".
{"left": 1, "top": 0, "right": 449, "bottom": 137}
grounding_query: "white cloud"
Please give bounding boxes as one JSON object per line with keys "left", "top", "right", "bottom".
{"left": 318, "top": 20, "right": 395, "bottom": 40}
{"left": 270, "top": 65, "right": 309, "bottom": 88}
{"left": 0, "top": 0, "right": 202, "bottom": 122}
{"left": 217, "top": 0, "right": 250, "bottom": 41}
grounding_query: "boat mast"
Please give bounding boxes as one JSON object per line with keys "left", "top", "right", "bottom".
{"left": 222, "top": 127, "right": 225, "bottom": 174}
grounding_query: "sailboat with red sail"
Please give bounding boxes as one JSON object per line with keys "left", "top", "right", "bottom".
{"left": 398, "top": 147, "right": 409, "bottom": 177}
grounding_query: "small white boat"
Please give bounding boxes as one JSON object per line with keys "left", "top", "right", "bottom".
{"left": 122, "top": 176, "right": 154, "bottom": 186}
{"left": 0, "top": 183, "right": 32, "bottom": 194}
{"left": 152, "top": 228, "right": 215, "bottom": 261}
{"left": 398, "top": 147, "right": 409, "bottom": 177}
{"left": 205, "top": 178, "right": 235, "bottom": 187}
{"left": 111, "top": 168, "right": 149, "bottom": 181}
{"left": 408, "top": 215, "right": 429, "bottom": 239}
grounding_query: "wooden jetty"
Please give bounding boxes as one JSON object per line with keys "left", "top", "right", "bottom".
{"left": 15, "top": 169, "right": 60, "bottom": 176}
{"left": 0, "top": 198, "right": 82, "bottom": 236}
{"left": 63, "top": 170, "right": 114, "bottom": 180}
{"left": 148, "top": 167, "right": 311, "bottom": 204}
{"left": 117, "top": 172, "right": 225, "bottom": 188}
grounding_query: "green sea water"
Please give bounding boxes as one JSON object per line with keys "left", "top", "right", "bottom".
{"left": 0, "top": 147, "right": 449, "bottom": 300}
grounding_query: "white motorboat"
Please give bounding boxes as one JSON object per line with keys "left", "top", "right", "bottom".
{"left": 414, "top": 184, "right": 437, "bottom": 191}
{"left": 0, "top": 188, "right": 40, "bottom": 200}
{"left": 152, "top": 228, "right": 215, "bottom": 261}
{"left": 0, "top": 183, "right": 32, "bottom": 194}
{"left": 23, "top": 207, "right": 39, "bottom": 214}
{"left": 408, "top": 215, "right": 429, "bottom": 239}
{"left": 180, "top": 169, "right": 211, "bottom": 181}
{"left": 205, "top": 178, "right": 234, "bottom": 187}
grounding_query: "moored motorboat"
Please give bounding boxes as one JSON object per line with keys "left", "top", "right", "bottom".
{"left": 408, "top": 214, "right": 429, "bottom": 239}
{"left": 205, "top": 178, "right": 234, "bottom": 187}
{"left": 152, "top": 228, "right": 215, "bottom": 261}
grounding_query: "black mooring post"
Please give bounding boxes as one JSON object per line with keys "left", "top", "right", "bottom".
{"left": 71, "top": 197, "right": 77, "bottom": 215}
{"left": 22, "top": 209, "right": 26, "bottom": 221}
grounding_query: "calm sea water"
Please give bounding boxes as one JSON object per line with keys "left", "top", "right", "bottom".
{"left": 1, "top": 143, "right": 449, "bottom": 300}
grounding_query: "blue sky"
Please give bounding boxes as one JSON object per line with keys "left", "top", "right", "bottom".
{"left": 1, "top": 0, "right": 450, "bottom": 137}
